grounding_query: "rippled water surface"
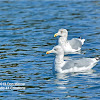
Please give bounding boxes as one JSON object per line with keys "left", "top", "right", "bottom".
{"left": 0, "top": 0, "right": 100, "bottom": 99}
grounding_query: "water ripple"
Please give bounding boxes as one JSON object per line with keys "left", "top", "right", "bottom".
{"left": 0, "top": 0, "right": 100, "bottom": 99}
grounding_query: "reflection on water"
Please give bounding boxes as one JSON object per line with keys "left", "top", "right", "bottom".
{"left": 54, "top": 70, "right": 99, "bottom": 99}
{"left": 0, "top": 0, "right": 100, "bottom": 99}
{"left": 55, "top": 69, "right": 94, "bottom": 89}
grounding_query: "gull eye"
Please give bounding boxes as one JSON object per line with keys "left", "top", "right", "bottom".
{"left": 54, "top": 48, "right": 58, "bottom": 51}
{"left": 54, "top": 48, "right": 56, "bottom": 51}
{"left": 60, "top": 31, "right": 63, "bottom": 34}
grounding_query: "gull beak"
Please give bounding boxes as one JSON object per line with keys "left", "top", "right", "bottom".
{"left": 54, "top": 33, "right": 58, "bottom": 37}
{"left": 46, "top": 50, "right": 53, "bottom": 54}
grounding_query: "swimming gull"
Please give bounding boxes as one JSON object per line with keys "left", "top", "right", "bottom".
{"left": 46, "top": 45, "right": 99, "bottom": 73}
{"left": 54, "top": 29, "right": 85, "bottom": 53}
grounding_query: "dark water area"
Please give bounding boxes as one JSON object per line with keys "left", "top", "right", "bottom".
{"left": 0, "top": 0, "right": 100, "bottom": 99}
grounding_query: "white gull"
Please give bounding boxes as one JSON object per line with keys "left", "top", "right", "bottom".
{"left": 54, "top": 29, "right": 85, "bottom": 54}
{"left": 46, "top": 45, "right": 99, "bottom": 73}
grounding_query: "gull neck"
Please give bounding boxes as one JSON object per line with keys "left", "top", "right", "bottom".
{"left": 55, "top": 53, "right": 64, "bottom": 64}
{"left": 59, "top": 36, "right": 67, "bottom": 45}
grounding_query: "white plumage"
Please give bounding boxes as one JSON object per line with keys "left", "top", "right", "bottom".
{"left": 54, "top": 29, "right": 85, "bottom": 53}
{"left": 46, "top": 45, "right": 99, "bottom": 73}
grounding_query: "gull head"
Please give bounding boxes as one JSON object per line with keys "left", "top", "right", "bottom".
{"left": 46, "top": 45, "right": 64, "bottom": 55}
{"left": 54, "top": 29, "right": 68, "bottom": 37}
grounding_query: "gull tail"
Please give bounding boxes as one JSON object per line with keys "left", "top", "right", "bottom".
{"left": 95, "top": 57, "right": 100, "bottom": 61}
{"left": 78, "top": 37, "right": 85, "bottom": 45}
{"left": 81, "top": 39, "right": 85, "bottom": 45}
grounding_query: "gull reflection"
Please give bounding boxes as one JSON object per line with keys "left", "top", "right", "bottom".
{"left": 54, "top": 69, "right": 94, "bottom": 90}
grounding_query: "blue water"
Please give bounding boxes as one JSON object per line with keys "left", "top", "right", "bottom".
{"left": 0, "top": 0, "right": 100, "bottom": 99}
